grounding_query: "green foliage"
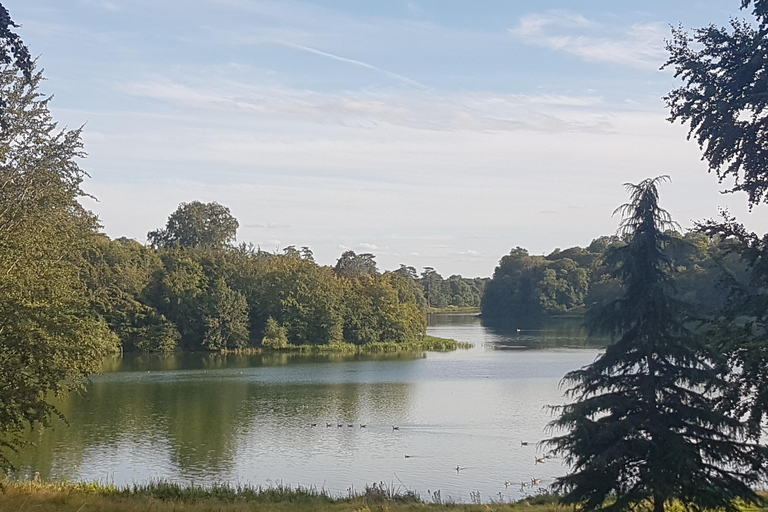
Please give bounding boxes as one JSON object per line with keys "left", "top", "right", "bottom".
{"left": 666, "top": 0, "right": 768, "bottom": 444}
{"left": 0, "top": 5, "right": 30, "bottom": 80}
{"left": 247, "top": 248, "right": 345, "bottom": 346}
{"left": 333, "top": 250, "right": 378, "bottom": 277}
{"left": 82, "top": 236, "right": 179, "bottom": 352}
{"left": 483, "top": 232, "right": 742, "bottom": 324}
{"left": 0, "top": 3, "right": 31, "bottom": 130}
{"left": 340, "top": 273, "right": 426, "bottom": 345}
{"left": 145, "top": 251, "right": 209, "bottom": 349}
{"left": 147, "top": 201, "right": 239, "bottom": 249}
{"left": 261, "top": 316, "right": 289, "bottom": 349}
{"left": 87, "top": 217, "right": 433, "bottom": 351}
{"left": 417, "top": 267, "right": 486, "bottom": 309}
{"left": 482, "top": 247, "right": 591, "bottom": 322}
{"left": 0, "top": 62, "right": 117, "bottom": 468}
{"left": 547, "top": 178, "right": 767, "bottom": 512}
{"left": 697, "top": 214, "right": 768, "bottom": 439}
{"left": 202, "top": 279, "right": 250, "bottom": 350}
{"left": 664, "top": 1, "right": 768, "bottom": 208}
{"left": 269, "top": 335, "right": 467, "bottom": 353}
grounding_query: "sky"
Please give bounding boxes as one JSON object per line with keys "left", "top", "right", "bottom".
{"left": 5, "top": 0, "right": 768, "bottom": 277}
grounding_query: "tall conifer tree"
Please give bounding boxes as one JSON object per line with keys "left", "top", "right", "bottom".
{"left": 546, "top": 177, "right": 766, "bottom": 512}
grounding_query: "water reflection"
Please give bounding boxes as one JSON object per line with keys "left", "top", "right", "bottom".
{"left": 103, "top": 351, "right": 426, "bottom": 374}
{"left": 428, "top": 313, "right": 605, "bottom": 350}
{"left": 12, "top": 316, "right": 603, "bottom": 503}
{"left": 17, "top": 376, "right": 413, "bottom": 483}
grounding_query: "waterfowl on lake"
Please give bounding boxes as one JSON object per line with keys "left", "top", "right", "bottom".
{"left": 535, "top": 457, "right": 546, "bottom": 464}
{"left": 392, "top": 426, "right": 399, "bottom": 430}
{"left": 360, "top": 424, "right": 367, "bottom": 428}
{"left": 504, "top": 481, "right": 513, "bottom": 487}
{"left": 326, "top": 422, "right": 332, "bottom": 427}
{"left": 310, "top": 423, "right": 318, "bottom": 427}
{"left": 520, "top": 441, "right": 529, "bottom": 446}
{"left": 531, "top": 478, "right": 541, "bottom": 486}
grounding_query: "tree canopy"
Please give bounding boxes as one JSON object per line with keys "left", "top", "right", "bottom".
{"left": 147, "top": 201, "right": 239, "bottom": 249}
{"left": 665, "top": 0, "right": 768, "bottom": 207}
{"left": 666, "top": 0, "right": 768, "bottom": 443}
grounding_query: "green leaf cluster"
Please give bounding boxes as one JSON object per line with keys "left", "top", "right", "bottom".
{"left": 482, "top": 233, "right": 743, "bottom": 324}
{"left": 664, "top": 0, "right": 768, "bottom": 451}
{"left": 404, "top": 265, "right": 486, "bottom": 309}
{"left": 86, "top": 234, "right": 428, "bottom": 352}
{"left": 0, "top": 63, "right": 117, "bottom": 467}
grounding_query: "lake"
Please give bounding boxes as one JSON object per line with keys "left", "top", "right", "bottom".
{"left": 13, "top": 314, "right": 602, "bottom": 503}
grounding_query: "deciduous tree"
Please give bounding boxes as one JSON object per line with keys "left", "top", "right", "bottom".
{"left": 665, "top": 0, "right": 768, "bottom": 440}
{"left": 665, "top": 0, "right": 768, "bottom": 207}
{"left": 0, "top": 62, "right": 117, "bottom": 468}
{"left": 148, "top": 201, "right": 239, "bottom": 249}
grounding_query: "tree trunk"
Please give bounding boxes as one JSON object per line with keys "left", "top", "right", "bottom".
{"left": 654, "top": 495, "right": 665, "bottom": 512}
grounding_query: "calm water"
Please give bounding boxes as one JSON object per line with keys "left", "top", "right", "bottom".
{"left": 14, "top": 314, "right": 602, "bottom": 503}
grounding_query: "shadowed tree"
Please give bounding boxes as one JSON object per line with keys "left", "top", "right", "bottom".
{"left": 546, "top": 177, "right": 767, "bottom": 512}
{"left": 0, "top": 3, "right": 32, "bottom": 130}
{"left": 665, "top": 0, "right": 768, "bottom": 208}
{"left": 665, "top": 0, "right": 768, "bottom": 440}
{"left": 0, "top": 4, "right": 31, "bottom": 78}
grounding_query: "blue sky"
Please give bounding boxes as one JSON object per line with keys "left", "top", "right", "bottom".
{"left": 5, "top": 0, "right": 767, "bottom": 277}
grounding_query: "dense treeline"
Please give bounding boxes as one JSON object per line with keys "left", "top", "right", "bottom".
{"left": 85, "top": 235, "right": 422, "bottom": 352}
{"left": 482, "top": 232, "right": 744, "bottom": 323}
{"left": 394, "top": 264, "right": 487, "bottom": 309}
{"left": 81, "top": 201, "right": 486, "bottom": 353}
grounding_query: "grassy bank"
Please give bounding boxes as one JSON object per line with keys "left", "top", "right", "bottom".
{"left": 220, "top": 336, "right": 472, "bottom": 355}
{"left": 284, "top": 335, "right": 472, "bottom": 353}
{"left": 0, "top": 480, "right": 564, "bottom": 512}
{"left": 427, "top": 307, "right": 480, "bottom": 314}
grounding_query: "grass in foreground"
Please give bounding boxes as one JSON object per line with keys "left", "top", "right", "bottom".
{"left": 0, "top": 480, "right": 566, "bottom": 512}
{"left": 3, "top": 481, "right": 767, "bottom": 512}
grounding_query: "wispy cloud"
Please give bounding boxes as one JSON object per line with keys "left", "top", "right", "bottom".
{"left": 273, "top": 40, "right": 431, "bottom": 91}
{"left": 510, "top": 11, "right": 667, "bottom": 69}
{"left": 122, "top": 78, "right": 613, "bottom": 134}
